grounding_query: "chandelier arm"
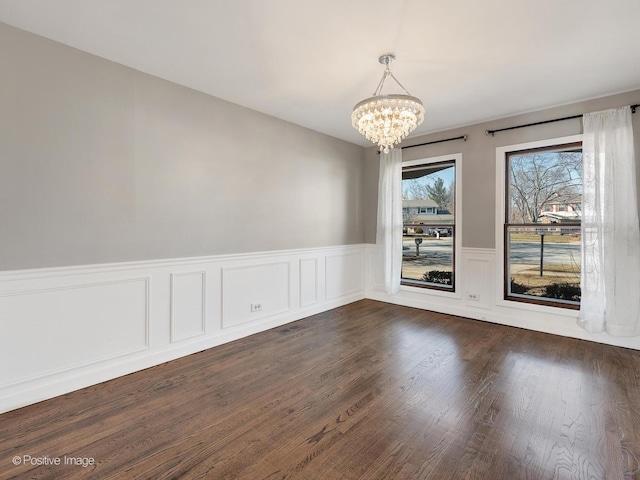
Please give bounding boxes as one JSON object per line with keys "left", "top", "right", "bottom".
{"left": 386, "top": 71, "right": 413, "bottom": 96}
{"left": 372, "top": 69, "right": 391, "bottom": 96}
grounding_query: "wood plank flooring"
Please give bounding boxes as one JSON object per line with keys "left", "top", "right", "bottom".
{"left": 1, "top": 299, "right": 640, "bottom": 479}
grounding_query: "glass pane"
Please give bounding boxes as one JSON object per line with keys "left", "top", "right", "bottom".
{"left": 508, "top": 149, "right": 582, "bottom": 224}
{"left": 507, "top": 225, "right": 581, "bottom": 303}
{"left": 402, "top": 163, "right": 455, "bottom": 288}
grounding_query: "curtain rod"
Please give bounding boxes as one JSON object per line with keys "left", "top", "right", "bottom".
{"left": 377, "top": 134, "right": 468, "bottom": 154}
{"left": 402, "top": 134, "right": 467, "bottom": 150}
{"left": 485, "top": 104, "right": 639, "bottom": 136}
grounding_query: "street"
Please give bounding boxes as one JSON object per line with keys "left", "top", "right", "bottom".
{"left": 509, "top": 241, "right": 581, "bottom": 266}
{"left": 402, "top": 238, "right": 580, "bottom": 272}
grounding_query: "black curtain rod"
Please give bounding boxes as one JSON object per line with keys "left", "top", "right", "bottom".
{"left": 402, "top": 134, "right": 468, "bottom": 150}
{"left": 376, "top": 134, "right": 468, "bottom": 154}
{"left": 485, "top": 104, "right": 639, "bottom": 136}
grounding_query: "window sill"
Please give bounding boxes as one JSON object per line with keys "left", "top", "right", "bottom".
{"left": 496, "top": 295, "right": 580, "bottom": 317}
{"left": 505, "top": 294, "right": 579, "bottom": 311}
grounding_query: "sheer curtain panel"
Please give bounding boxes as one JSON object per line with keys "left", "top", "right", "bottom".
{"left": 376, "top": 148, "right": 403, "bottom": 295}
{"left": 579, "top": 107, "right": 640, "bottom": 336}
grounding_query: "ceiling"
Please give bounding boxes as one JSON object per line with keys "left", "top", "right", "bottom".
{"left": 1, "top": 0, "right": 639, "bottom": 146}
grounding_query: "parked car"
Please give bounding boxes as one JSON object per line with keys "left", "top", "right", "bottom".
{"left": 428, "top": 227, "right": 452, "bottom": 237}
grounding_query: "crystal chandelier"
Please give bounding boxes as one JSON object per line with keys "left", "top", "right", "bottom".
{"left": 351, "top": 54, "right": 425, "bottom": 153}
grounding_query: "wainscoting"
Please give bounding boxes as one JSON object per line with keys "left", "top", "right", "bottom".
{"left": 0, "top": 245, "right": 365, "bottom": 414}
{"left": 3, "top": 242, "right": 640, "bottom": 414}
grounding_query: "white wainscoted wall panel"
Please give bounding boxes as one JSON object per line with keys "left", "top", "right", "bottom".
{"left": 326, "top": 252, "right": 364, "bottom": 300}
{"left": 171, "top": 271, "right": 206, "bottom": 343}
{"left": 222, "top": 262, "right": 291, "bottom": 329}
{"left": 0, "top": 245, "right": 366, "bottom": 414}
{"left": 0, "top": 277, "right": 149, "bottom": 387}
{"left": 299, "top": 258, "right": 318, "bottom": 307}
{"left": 463, "top": 248, "right": 493, "bottom": 310}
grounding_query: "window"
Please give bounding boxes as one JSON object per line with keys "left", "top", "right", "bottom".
{"left": 504, "top": 142, "right": 582, "bottom": 308}
{"left": 418, "top": 206, "right": 437, "bottom": 214}
{"left": 402, "top": 159, "right": 456, "bottom": 290}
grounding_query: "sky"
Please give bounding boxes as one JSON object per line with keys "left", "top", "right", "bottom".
{"left": 402, "top": 166, "right": 454, "bottom": 199}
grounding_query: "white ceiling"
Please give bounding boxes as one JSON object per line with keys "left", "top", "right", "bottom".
{"left": 1, "top": 0, "right": 639, "bottom": 146}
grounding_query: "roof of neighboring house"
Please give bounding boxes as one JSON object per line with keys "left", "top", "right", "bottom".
{"left": 540, "top": 211, "right": 581, "bottom": 221}
{"left": 403, "top": 199, "right": 439, "bottom": 208}
{"left": 546, "top": 193, "right": 582, "bottom": 205}
{"left": 406, "top": 214, "right": 454, "bottom": 225}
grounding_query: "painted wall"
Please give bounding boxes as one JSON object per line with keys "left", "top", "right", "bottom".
{"left": 363, "top": 89, "right": 640, "bottom": 247}
{"left": 0, "top": 22, "right": 365, "bottom": 271}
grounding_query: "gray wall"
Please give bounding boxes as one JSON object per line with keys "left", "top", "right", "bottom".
{"left": 364, "top": 89, "right": 640, "bottom": 248}
{"left": 0, "top": 22, "right": 365, "bottom": 270}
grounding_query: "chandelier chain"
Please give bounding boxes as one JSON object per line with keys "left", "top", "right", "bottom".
{"left": 373, "top": 65, "right": 413, "bottom": 97}
{"left": 386, "top": 70, "right": 412, "bottom": 96}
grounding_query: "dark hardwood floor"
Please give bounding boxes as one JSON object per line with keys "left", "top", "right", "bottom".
{"left": 2, "top": 299, "right": 640, "bottom": 479}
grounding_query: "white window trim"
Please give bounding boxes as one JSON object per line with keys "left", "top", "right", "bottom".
{"left": 401, "top": 153, "right": 462, "bottom": 299}
{"left": 494, "top": 134, "right": 582, "bottom": 316}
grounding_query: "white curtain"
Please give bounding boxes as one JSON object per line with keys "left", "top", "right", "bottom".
{"left": 376, "top": 148, "right": 403, "bottom": 295}
{"left": 579, "top": 107, "right": 640, "bottom": 336}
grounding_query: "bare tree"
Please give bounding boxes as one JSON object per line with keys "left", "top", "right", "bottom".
{"left": 446, "top": 180, "right": 455, "bottom": 213}
{"left": 403, "top": 208, "right": 417, "bottom": 225}
{"left": 509, "top": 151, "right": 582, "bottom": 223}
{"left": 403, "top": 179, "right": 428, "bottom": 201}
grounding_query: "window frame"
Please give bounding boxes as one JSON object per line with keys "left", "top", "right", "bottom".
{"left": 495, "top": 135, "right": 583, "bottom": 313}
{"left": 401, "top": 153, "right": 462, "bottom": 296}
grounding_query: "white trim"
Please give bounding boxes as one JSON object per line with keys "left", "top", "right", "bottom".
{"left": 0, "top": 244, "right": 365, "bottom": 282}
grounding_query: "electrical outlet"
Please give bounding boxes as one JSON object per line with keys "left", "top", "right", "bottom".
{"left": 250, "top": 303, "right": 263, "bottom": 312}
{"left": 467, "top": 293, "right": 479, "bottom": 301}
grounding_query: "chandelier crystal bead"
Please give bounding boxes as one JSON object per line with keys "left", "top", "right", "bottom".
{"left": 351, "top": 54, "right": 424, "bottom": 153}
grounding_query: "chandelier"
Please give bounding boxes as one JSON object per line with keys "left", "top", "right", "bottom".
{"left": 351, "top": 54, "right": 425, "bottom": 153}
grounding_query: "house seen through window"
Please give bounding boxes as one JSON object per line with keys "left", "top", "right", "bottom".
{"left": 505, "top": 142, "right": 582, "bottom": 308}
{"left": 401, "top": 160, "right": 456, "bottom": 290}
